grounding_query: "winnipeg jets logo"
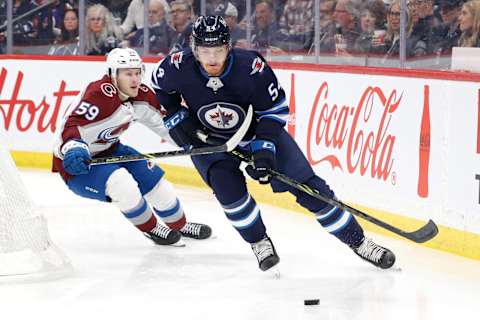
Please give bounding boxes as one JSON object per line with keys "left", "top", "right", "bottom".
{"left": 198, "top": 102, "right": 245, "bottom": 133}
{"left": 170, "top": 51, "right": 183, "bottom": 70}
{"left": 250, "top": 57, "right": 265, "bottom": 75}
{"left": 94, "top": 123, "right": 130, "bottom": 144}
{"left": 209, "top": 105, "right": 234, "bottom": 127}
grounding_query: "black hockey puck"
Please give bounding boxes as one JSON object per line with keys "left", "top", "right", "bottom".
{"left": 304, "top": 299, "right": 320, "bottom": 306}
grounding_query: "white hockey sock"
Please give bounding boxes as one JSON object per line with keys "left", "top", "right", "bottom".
{"left": 106, "top": 168, "right": 157, "bottom": 232}
{"left": 145, "top": 178, "right": 186, "bottom": 230}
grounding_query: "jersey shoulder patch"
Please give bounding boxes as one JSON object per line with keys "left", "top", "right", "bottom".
{"left": 250, "top": 56, "right": 266, "bottom": 75}
{"left": 82, "top": 76, "right": 120, "bottom": 109}
{"left": 86, "top": 76, "right": 117, "bottom": 99}
{"left": 232, "top": 48, "right": 267, "bottom": 77}
{"left": 170, "top": 51, "right": 184, "bottom": 70}
{"left": 134, "top": 84, "right": 161, "bottom": 108}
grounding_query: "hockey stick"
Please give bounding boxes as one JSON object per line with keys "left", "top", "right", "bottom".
{"left": 90, "top": 105, "right": 253, "bottom": 165}
{"left": 230, "top": 150, "right": 439, "bottom": 243}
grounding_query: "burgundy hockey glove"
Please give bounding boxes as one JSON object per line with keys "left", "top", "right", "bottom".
{"left": 245, "top": 139, "right": 276, "bottom": 184}
{"left": 164, "top": 109, "right": 204, "bottom": 148}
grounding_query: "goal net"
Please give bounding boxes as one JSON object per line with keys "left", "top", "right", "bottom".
{"left": 0, "top": 141, "right": 70, "bottom": 277}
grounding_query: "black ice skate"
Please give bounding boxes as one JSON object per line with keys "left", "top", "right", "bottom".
{"left": 144, "top": 224, "right": 183, "bottom": 246}
{"left": 351, "top": 238, "right": 396, "bottom": 269}
{"left": 179, "top": 222, "right": 212, "bottom": 239}
{"left": 251, "top": 236, "right": 280, "bottom": 271}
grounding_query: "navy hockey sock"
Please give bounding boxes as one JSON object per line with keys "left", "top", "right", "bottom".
{"left": 222, "top": 193, "right": 267, "bottom": 243}
{"left": 314, "top": 205, "right": 364, "bottom": 246}
{"left": 290, "top": 176, "right": 364, "bottom": 247}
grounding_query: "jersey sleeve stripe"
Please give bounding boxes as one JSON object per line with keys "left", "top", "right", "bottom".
{"left": 254, "top": 99, "right": 288, "bottom": 116}
{"left": 258, "top": 113, "right": 288, "bottom": 124}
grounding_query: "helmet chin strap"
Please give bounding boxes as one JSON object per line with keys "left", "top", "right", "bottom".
{"left": 111, "top": 74, "right": 131, "bottom": 101}
{"left": 117, "top": 86, "right": 131, "bottom": 101}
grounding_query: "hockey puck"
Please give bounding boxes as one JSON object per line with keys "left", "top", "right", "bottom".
{"left": 304, "top": 299, "right": 320, "bottom": 306}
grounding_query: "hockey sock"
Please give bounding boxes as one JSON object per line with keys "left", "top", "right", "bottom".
{"left": 106, "top": 168, "right": 157, "bottom": 232}
{"left": 314, "top": 205, "right": 364, "bottom": 247}
{"left": 145, "top": 178, "right": 187, "bottom": 230}
{"left": 289, "top": 176, "right": 364, "bottom": 247}
{"left": 122, "top": 197, "right": 158, "bottom": 232}
{"left": 222, "top": 193, "right": 266, "bottom": 243}
{"left": 153, "top": 198, "right": 187, "bottom": 230}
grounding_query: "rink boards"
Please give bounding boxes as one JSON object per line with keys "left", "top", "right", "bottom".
{"left": 1, "top": 55, "right": 479, "bottom": 260}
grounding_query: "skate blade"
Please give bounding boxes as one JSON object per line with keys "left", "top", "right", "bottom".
{"left": 170, "top": 239, "right": 186, "bottom": 247}
{"left": 182, "top": 234, "right": 218, "bottom": 241}
{"left": 267, "top": 267, "right": 281, "bottom": 279}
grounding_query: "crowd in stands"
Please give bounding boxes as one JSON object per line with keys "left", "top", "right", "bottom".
{"left": 0, "top": 0, "right": 479, "bottom": 62}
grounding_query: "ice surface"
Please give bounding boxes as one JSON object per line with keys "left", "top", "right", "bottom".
{"left": 1, "top": 170, "right": 478, "bottom": 320}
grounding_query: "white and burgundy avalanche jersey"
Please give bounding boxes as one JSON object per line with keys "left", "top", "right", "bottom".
{"left": 52, "top": 75, "right": 168, "bottom": 180}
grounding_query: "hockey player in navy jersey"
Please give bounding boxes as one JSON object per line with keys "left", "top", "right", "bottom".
{"left": 52, "top": 48, "right": 211, "bottom": 246}
{"left": 151, "top": 16, "right": 395, "bottom": 270}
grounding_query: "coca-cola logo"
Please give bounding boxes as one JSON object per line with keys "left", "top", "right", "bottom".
{"left": 0, "top": 67, "right": 79, "bottom": 133}
{"left": 306, "top": 82, "right": 401, "bottom": 181}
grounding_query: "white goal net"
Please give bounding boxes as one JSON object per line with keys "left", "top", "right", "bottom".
{"left": 0, "top": 140, "right": 70, "bottom": 277}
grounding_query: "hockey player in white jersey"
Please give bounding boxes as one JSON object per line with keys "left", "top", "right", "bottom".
{"left": 52, "top": 48, "right": 211, "bottom": 246}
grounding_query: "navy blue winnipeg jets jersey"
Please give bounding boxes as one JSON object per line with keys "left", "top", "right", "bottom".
{"left": 150, "top": 48, "right": 289, "bottom": 142}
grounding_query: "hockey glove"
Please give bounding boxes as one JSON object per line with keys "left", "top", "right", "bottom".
{"left": 245, "top": 139, "right": 276, "bottom": 184}
{"left": 62, "top": 140, "right": 92, "bottom": 175}
{"left": 164, "top": 109, "right": 203, "bottom": 148}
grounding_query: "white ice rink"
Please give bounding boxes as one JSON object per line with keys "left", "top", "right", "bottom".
{"left": 1, "top": 169, "right": 479, "bottom": 320}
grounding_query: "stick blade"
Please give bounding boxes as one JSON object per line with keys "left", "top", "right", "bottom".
{"left": 225, "top": 105, "right": 253, "bottom": 152}
{"left": 404, "top": 219, "right": 439, "bottom": 243}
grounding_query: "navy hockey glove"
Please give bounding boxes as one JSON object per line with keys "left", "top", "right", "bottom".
{"left": 62, "top": 140, "right": 91, "bottom": 175}
{"left": 245, "top": 139, "right": 276, "bottom": 184}
{"left": 164, "top": 109, "right": 203, "bottom": 148}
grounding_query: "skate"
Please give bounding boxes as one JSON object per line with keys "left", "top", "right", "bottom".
{"left": 179, "top": 222, "right": 212, "bottom": 239}
{"left": 144, "top": 224, "right": 183, "bottom": 246}
{"left": 351, "top": 238, "right": 396, "bottom": 269}
{"left": 251, "top": 236, "right": 280, "bottom": 271}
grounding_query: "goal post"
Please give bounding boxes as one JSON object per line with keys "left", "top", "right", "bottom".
{"left": 0, "top": 139, "right": 71, "bottom": 277}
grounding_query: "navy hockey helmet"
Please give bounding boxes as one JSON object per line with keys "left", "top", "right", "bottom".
{"left": 191, "top": 15, "right": 231, "bottom": 48}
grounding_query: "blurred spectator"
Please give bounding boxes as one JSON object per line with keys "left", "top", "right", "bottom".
{"left": 85, "top": 3, "right": 123, "bottom": 55}
{"left": 458, "top": 0, "right": 480, "bottom": 47}
{"left": 354, "top": 0, "right": 387, "bottom": 53}
{"left": 278, "top": 0, "right": 313, "bottom": 51}
{"left": 332, "top": 0, "right": 362, "bottom": 54}
{"left": 169, "top": 0, "right": 193, "bottom": 53}
{"left": 222, "top": 2, "right": 245, "bottom": 46}
{"left": 121, "top": 0, "right": 171, "bottom": 37}
{"left": 250, "top": 0, "right": 289, "bottom": 54}
{"left": 193, "top": 0, "right": 255, "bottom": 22}
{"left": 126, "top": 0, "right": 176, "bottom": 55}
{"left": 431, "top": 0, "right": 463, "bottom": 54}
{"left": 31, "top": 0, "right": 56, "bottom": 45}
{"left": 50, "top": 0, "right": 65, "bottom": 30}
{"left": 8, "top": 0, "right": 37, "bottom": 45}
{"left": 408, "top": 0, "right": 442, "bottom": 53}
{"left": 208, "top": 0, "right": 237, "bottom": 16}
{"left": 279, "top": 0, "right": 313, "bottom": 36}
{"left": 48, "top": 8, "right": 79, "bottom": 55}
{"left": 305, "top": 0, "right": 337, "bottom": 53}
{"left": 381, "top": 0, "right": 427, "bottom": 58}
{"left": 102, "top": 0, "right": 131, "bottom": 23}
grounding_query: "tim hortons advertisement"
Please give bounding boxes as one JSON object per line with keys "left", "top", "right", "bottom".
{"left": 1, "top": 58, "right": 480, "bottom": 234}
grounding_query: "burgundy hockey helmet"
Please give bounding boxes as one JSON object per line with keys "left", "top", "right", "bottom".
{"left": 191, "top": 15, "right": 231, "bottom": 48}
